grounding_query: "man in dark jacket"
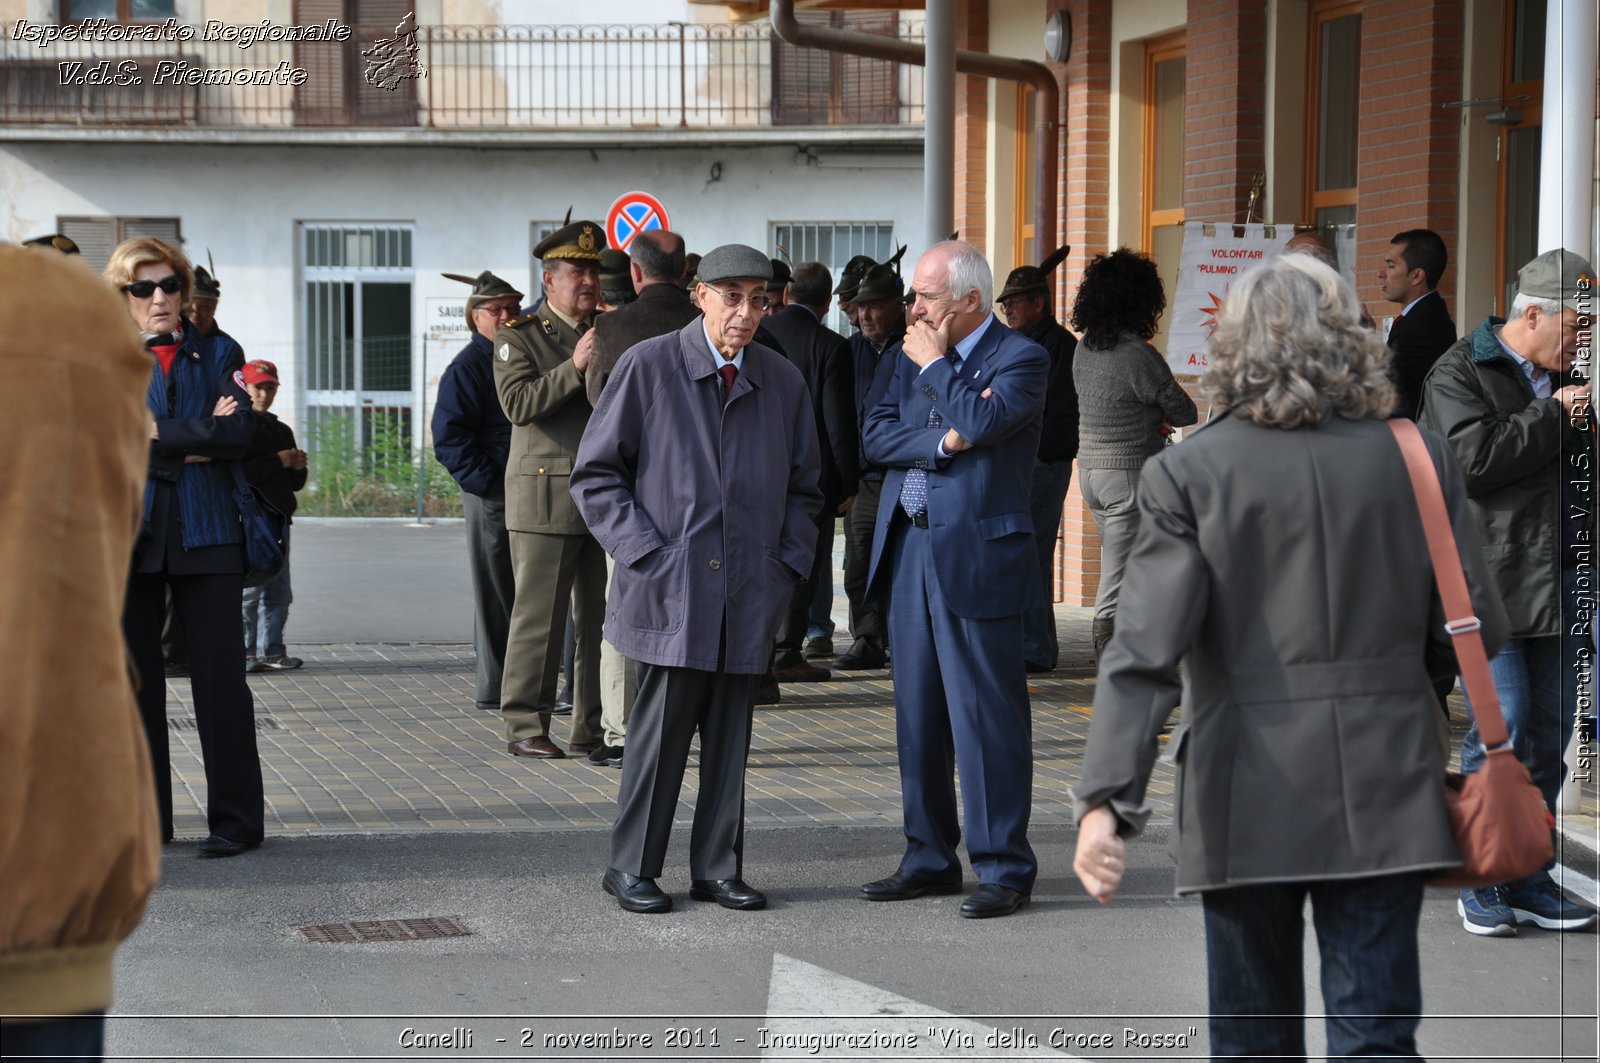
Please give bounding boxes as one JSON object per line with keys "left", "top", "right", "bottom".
{"left": 1421, "top": 247, "right": 1597, "bottom": 938}
{"left": 581, "top": 230, "right": 699, "bottom": 767}
{"left": 761, "top": 261, "right": 860, "bottom": 681}
{"left": 835, "top": 262, "right": 904, "bottom": 671}
{"left": 996, "top": 246, "right": 1078, "bottom": 672}
{"left": 432, "top": 270, "right": 520, "bottom": 713}
{"left": 572, "top": 244, "right": 822, "bottom": 914}
{"left": 1379, "top": 229, "right": 1458, "bottom": 419}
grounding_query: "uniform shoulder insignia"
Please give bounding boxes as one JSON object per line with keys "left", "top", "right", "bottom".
{"left": 540, "top": 318, "right": 556, "bottom": 336}
{"left": 504, "top": 312, "right": 537, "bottom": 330}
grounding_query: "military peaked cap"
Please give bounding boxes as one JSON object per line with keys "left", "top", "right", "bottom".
{"left": 533, "top": 220, "right": 605, "bottom": 264}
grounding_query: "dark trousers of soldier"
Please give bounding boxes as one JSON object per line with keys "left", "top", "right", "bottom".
{"left": 124, "top": 571, "right": 265, "bottom": 844}
{"left": 501, "top": 530, "right": 605, "bottom": 746}
{"left": 162, "top": 586, "right": 187, "bottom": 666}
{"left": 776, "top": 504, "right": 836, "bottom": 654}
{"left": 610, "top": 651, "right": 757, "bottom": 881}
{"left": 842, "top": 478, "right": 887, "bottom": 647}
{"left": 462, "top": 493, "right": 515, "bottom": 710}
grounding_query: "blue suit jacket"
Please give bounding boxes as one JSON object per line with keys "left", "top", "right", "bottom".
{"left": 863, "top": 315, "right": 1049, "bottom": 619}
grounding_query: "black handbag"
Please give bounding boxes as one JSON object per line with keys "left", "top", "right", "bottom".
{"left": 230, "top": 462, "right": 286, "bottom": 589}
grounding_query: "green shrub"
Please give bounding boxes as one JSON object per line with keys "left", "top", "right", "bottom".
{"left": 300, "top": 411, "right": 462, "bottom": 517}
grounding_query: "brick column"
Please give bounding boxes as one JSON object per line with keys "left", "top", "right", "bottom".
{"left": 1183, "top": 0, "right": 1268, "bottom": 224}
{"left": 1354, "top": 2, "right": 1464, "bottom": 315}
{"left": 952, "top": 1, "right": 991, "bottom": 248}
{"left": 1055, "top": 0, "right": 1112, "bottom": 607}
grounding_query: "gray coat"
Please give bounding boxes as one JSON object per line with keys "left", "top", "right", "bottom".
{"left": 570, "top": 319, "right": 823, "bottom": 674}
{"left": 1073, "top": 413, "right": 1508, "bottom": 894}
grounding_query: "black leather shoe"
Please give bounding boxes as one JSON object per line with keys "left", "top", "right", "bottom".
{"left": 197, "top": 834, "right": 260, "bottom": 858}
{"left": 689, "top": 878, "right": 767, "bottom": 910}
{"left": 860, "top": 869, "right": 963, "bottom": 901}
{"left": 836, "top": 639, "right": 887, "bottom": 670}
{"left": 602, "top": 868, "right": 671, "bottom": 913}
{"left": 754, "top": 671, "right": 781, "bottom": 705}
{"left": 959, "top": 883, "right": 1029, "bottom": 919}
{"left": 587, "top": 743, "right": 624, "bottom": 767}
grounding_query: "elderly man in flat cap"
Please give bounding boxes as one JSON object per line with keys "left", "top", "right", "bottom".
{"left": 996, "top": 246, "right": 1079, "bottom": 672}
{"left": 432, "top": 270, "right": 523, "bottom": 714}
{"left": 493, "top": 221, "right": 609, "bottom": 760}
{"left": 572, "top": 243, "right": 822, "bottom": 914}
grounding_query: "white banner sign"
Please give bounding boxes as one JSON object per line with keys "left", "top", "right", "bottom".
{"left": 1166, "top": 222, "right": 1291, "bottom": 377}
{"left": 425, "top": 296, "right": 472, "bottom": 342}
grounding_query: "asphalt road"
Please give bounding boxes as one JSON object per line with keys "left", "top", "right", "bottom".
{"left": 291, "top": 519, "right": 474, "bottom": 643}
{"left": 111, "top": 826, "right": 1596, "bottom": 1062}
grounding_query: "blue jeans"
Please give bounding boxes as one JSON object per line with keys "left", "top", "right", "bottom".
{"left": 1022, "top": 460, "right": 1073, "bottom": 668}
{"left": 242, "top": 525, "right": 292, "bottom": 658}
{"left": 1202, "top": 874, "right": 1425, "bottom": 1061}
{"left": 1460, "top": 567, "right": 1586, "bottom": 819}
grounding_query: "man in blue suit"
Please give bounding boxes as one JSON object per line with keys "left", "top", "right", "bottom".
{"left": 860, "top": 241, "right": 1048, "bottom": 919}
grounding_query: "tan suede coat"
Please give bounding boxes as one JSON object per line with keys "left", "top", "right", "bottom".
{"left": 0, "top": 245, "right": 160, "bottom": 1018}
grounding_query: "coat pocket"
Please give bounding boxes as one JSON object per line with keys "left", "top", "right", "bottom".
{"left": 517, "top": 453, "right": 572, "bottom": 526}
{"left": 614, "top": 538, "right": 688, "bottom": 634}
{"left": 977, "top": 510, "right": 1033, "bottom": 541}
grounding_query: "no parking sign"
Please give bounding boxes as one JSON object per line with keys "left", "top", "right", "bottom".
{"left": 606, "top": 191, "right": 670, "bottom": 252}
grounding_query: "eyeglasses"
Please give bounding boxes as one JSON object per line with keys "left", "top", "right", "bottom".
{"left": 475, "top": 303, "right": 518, "bottom": 318}
{"left": 122, "top": 275, "right": 183, "bottom": 299}
{"left": 703, "top": 285, "right": 771, "bottom": 312}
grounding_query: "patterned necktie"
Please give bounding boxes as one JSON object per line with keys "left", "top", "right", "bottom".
{"left": 898, "top": 350, "right": 959, "bottom": 518}
{"left": 719, "top": 363, "right": 737, "bottom": 398}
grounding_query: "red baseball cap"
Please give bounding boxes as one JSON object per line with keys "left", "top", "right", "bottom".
{"left": 241, "top": 360, "right": 279, "bottom": 385}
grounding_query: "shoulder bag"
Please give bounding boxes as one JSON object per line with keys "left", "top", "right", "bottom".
{"left": 1388, "top": 418, "right": 1554, "bottom": 888}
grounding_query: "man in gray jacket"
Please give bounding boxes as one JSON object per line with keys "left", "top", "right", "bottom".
{"left": 1421, "top": 247, "right": 1596, "bottom": 937}
{"left": 572, "top": 244, "right": 821, "bottom": 915}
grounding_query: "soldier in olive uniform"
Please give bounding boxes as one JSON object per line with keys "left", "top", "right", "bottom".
{"left": 493, "top": 220, "right": 609, "bottom": 760}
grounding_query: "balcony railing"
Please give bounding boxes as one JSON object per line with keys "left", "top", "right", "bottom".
{"left": 0, "top": 19, "right": 927, "bottom": 131}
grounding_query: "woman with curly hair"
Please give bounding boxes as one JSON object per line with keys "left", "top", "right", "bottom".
{"left": 1070, "top": 248, "right": 1197, "bottom": 660}
{"left": 1072, "top": 252, "right": 1507, "bottom": 1059}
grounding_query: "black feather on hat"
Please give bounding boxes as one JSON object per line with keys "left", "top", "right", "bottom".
{"left": 444, "top": 270, "right": 525, "bottom": 313}
{"left": 996, "top": 244, "right": 1071, "bottom": 303}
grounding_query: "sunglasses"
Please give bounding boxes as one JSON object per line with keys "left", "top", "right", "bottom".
{"left": 122, "top": 275, "right": 184, "bottom": 299}
{"left": 702, "top": 285, "right": 771, "bottom": 311}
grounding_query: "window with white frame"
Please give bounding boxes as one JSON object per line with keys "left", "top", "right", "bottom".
{"left": 299, "top": 223, "right": 415, "bottom": 466}
{"left": 772, "top": 221, "right": 898, "bottom": 334}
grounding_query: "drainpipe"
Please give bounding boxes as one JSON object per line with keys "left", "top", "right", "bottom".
{"left": 771, "top": 0, "right": 1061, "bottom": 258}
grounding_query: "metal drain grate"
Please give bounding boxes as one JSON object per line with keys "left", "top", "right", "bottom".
{"left": 298, "top": 917, "right": 470, "bottom": 943}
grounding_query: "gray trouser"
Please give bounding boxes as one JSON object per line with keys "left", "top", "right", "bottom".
{"left": 1079, "top": 466, "right": 1141, "bottom": 623}
{"left": 463, "top": 493, "right": 515, "bottom": 708}
{"left": 600, "top": 553, "right": 638, "bottom": 747}
{"left": 610, "top": 661, "right": 757, "bottom": 880}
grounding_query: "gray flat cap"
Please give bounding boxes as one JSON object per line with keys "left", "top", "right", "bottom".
{"left": 696, "top": 244, "right": 772, "bottom": 285}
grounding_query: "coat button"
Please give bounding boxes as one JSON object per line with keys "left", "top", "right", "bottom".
{"left": 709, "top": 559, "right": 721, "bottom": 570}
{"left": 537, "top": 467, "right": 546, "bottom": 474}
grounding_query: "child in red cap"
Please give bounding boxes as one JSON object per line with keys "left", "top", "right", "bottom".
{"left": 239, "top": 360, "right": 308, "bottom": 671}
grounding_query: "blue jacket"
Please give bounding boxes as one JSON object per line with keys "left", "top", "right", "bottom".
{"left": 142, "top": 325, "right": 253, "bottom": 556}
{"left": 432, "top": 332, "right": 512, "bottom": 499}
{"left": 863, "top": 315, "right": 1048, "bottom": 618}
{"left": 851, "top": 323, "right": 905, "bottom": 482}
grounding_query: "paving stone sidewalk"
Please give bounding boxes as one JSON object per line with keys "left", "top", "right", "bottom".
{"left": 165, "top": 606, "right": 1598, "bottom": 867}
{"left": 165, "top": 606, "right": 1155, "bottom": 838}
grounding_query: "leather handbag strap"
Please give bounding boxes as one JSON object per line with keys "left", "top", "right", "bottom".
{"left": 1387, "top": 418, "right": 1509, "bottom": 749}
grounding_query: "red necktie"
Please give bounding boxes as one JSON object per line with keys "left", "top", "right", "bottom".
{"left": 720, "top": 364, "right": 737, "bottom": 398}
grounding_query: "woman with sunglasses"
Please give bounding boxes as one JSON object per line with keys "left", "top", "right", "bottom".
{"left": 107, "top": 237, "right": 265, "bottom": 858}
